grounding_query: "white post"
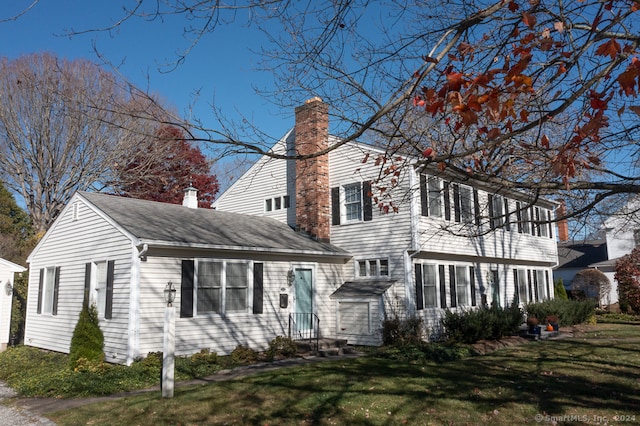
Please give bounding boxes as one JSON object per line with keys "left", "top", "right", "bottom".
{"left": 162, "top": 305, "right": 175, "bottom": 398}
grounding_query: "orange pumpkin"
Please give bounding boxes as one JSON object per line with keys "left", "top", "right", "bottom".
{"left": 546, "top": 324, "right": 554, "bottom": 331}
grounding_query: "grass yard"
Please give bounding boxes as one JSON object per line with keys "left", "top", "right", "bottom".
{"left": 47, "top": 323, "right": 640, "bottom": 426}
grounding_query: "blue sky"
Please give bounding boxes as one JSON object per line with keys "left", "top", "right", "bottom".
{"left": 0, "top": 1, "right": 293, "bottom": 143}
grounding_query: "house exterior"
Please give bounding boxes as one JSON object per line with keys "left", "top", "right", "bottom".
{"left": 24, "top": 98, "right": 559, "bottom": 362}
{"left": 25, "top": 189, "right": 350, "bottom": 365}
{"left": 0, "top": 258, "right": 26, "bottom": 351}
{"left": 554, "top": 239, "right": 609, "bottom": 297}
{"left": 579, "top": 196, "right": 640, "bottom": 307}
{"left": 213, "top": 97, "right": 560, "bottom": 341}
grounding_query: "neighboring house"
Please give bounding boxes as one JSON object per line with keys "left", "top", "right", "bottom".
{"left": 25, "top": 189, "right": 349, "bottom": 365}
{"left": 213, "top": 97, "right": 559, "bottom": 341}
{"left": 554, "top": 239, "right": 609, "bottom": 298}
{"left": 587, "top": 197, "right": 640, "bottom": 307}
{"left": 0, "top": 258, "right": 26, "bottom": 351}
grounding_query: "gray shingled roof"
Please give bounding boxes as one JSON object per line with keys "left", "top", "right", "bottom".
{"left": 555, "top": 239, "right": 608, "bottom": 269}
{"left": 80, "top": 192, "right": 349, "bottom": 257}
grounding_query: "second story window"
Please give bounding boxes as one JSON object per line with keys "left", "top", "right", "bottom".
{"left": 344, "top": 183, "right": 363, "bottom": 221}
{"left": 331, "top": 181, "right": 373, "bottom": 225}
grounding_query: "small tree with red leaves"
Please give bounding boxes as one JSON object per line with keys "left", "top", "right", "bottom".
{"left": 614, "top": 247, "right": 640, "bottom": 314}
{"left": 113, "top": 125, "right": 219, "bottom": 207}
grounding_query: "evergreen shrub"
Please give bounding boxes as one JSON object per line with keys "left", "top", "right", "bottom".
{"left": 68, "top": 303, "right": 104, "bottom": 370}
{"left": 525, "top": 298, "right": 595, "bottom": 326}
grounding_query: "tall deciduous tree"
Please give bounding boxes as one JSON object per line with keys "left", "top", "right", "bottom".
{"left": 0, "top": 180, "right": 34, "bottom": 263}
{"left": 0, "top": 53, "right": 168, "bottom": 233}
{"left": 112, "top": 125, "right": 219, "bottom": 207}
{"left": 10, "top": 2, "right": 640, "bottom": 229}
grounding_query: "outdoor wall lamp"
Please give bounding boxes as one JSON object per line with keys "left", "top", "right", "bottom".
{"left": 164, "top": 281, "right": 177, "bottom": 307}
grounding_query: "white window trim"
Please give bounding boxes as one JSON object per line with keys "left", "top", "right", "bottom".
{"left": 426, "top": 176, "right": 444, "bottom": 218}
{"left": 193, "top": 259, "right": 253, "bottom": 316}
{"left": 41, "top": 266, "right": 57, "bottom": 315}
{"left": 454, "top": 265, "right": 471, "bottom": 307}
{"left": 355, "top": 257, "right": 390, "bottom": 278}
{"left": 422, "top": 263, "right": 439, "bottom": 309}
{"left": 342, "top": 183, "right": 363, "bottom": 223}
{"left": 89, "top": 260, "right": 108, "bottom": 319}
{"left": 458, "top": 184, "right": 474, "bottom": 223}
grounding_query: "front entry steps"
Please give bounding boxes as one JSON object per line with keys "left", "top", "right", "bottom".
{"left": 295, "top": 338, "right": 355, "bottom": 357}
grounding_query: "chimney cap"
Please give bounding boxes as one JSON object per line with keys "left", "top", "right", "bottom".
{"left": 305, "top": 96, "right": 323, "bottom": 104}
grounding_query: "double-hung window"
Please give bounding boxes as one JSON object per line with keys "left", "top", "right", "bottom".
{"left": 196, "top": 261, "right": 248, "bottom": 314}
{"left": 422, "top": 264, "right": 438, "bottom": 308}
{"left": 41, "top": 266, "right": 57, "bottom": 314}
{"left": 458, "top": 185, "right": 473, "bottom": 223}
{"left": 455, "top": 266, "right": 470, "bottom": 307}
{"left": 93, "top": 261, "right": 107, "bottom": 318}
{"left": 515, "top": 268, "right": 529, "bottom": 304}
{"left": 427, "top": 177, "right": 443, "bottom": 217}
{"left": 344, "top": 183, "right": 363, "bottom": 221}
{"left": 489, "top": 194, "right": 505, "bottom": 229}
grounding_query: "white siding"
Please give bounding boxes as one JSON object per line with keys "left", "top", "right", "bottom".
{"left": 25, "top": 197, "right": 133, "bottom": 362}
{"left": 213, "top": 135, "right": 295, "bottom": 226}
{"left": 137, "top": 256, "right": 343, "bottom": 357}
{"left": 0, "top": 260, "right": 25, "bottom": 350}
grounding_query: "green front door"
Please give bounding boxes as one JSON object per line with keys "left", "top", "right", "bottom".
{"left": 294, "top": 268, "right": 313, "bottom": 333}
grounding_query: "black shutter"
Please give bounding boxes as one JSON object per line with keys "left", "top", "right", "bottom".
{"left": 513, "top": 269, "right": 519, "bottom": 305}
{"left": 420, "top": 175, "right": 428, "bottom": 216}
{"left": 253, "top": 262, "right": 264, "bottom": 314}
{"left": 516, "top": 201, "right": 523, "bottom": 233}
{"left": 469, "top": 266, "right": 476, "bottom": 307}
{"left": 105, "top": 260, "right": 115, "bottom": 319}
{"left": 473, "top": 189, "right": 481, "bottom": 226}
{"left": 443, "top": 181, "right": 451, "bottom": 220}
{"left": 533, "top": 269, "right": 539, "bottom": 302}
{"left": 449, "top": 265, "right": 457, "bottom": 308}
{"left": 504, "top": 198, "right": 511, "bottom": 231}
{"left": 488, "top": 194, "right": 495, "bottom": 229}
{"left": 415, "top": 264, "right": 424, "bottom": 310}
{"left": 547, "top": 210, "right": 553, "bottom": 238}
{"left": 453, "top": 184, "right": 461, "bottom": 222}
{"left": 52, "top": 267, "right": 60, "bottom": 316}
{"left": 181, "top": 260, "right": 195, "bottom": 318}
{"left": 83, "top": 263, "right": 91, "bottom": 308}
{"left": 331, "top": 187, "right": 341, "bottom": 225}
{"left": 439, "top": 265, "right": 447, "bottom": 308}
{"left": 363, "top": 181, "right": 373, "bottom": 221}
{"left": 527, "top": 269, "right": 534, "bottom": 302}
{"left": 37, "top": 268, "right": 44, "bottom": 314}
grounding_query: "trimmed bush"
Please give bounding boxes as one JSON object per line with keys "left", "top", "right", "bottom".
{"left": 381, "top": 316, "right": 423, "bottom": 345}
{"left": 267, "top": 336, "right": 298, "bottom": 360}
{"left": 441, "top": 304, "right": 523, "bottom": 344}
{"left": 525, "top": 298, "right": 596, "bottom": 326}
{"left": 68, "top": 303, "right": 104, "bottom": 370}
{"left": 230, "top": 344, "right": 259, "bottom": 364}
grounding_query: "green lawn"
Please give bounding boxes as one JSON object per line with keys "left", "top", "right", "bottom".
{"left": 48, "top": 323, "right": 640, "bottom": 426}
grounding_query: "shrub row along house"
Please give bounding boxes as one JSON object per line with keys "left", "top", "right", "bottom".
{"left": 24, "top": 98, "right": 559, "bottom": 364}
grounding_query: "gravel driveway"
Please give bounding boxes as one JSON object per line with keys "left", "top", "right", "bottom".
{"left": 0, "top": 381, "right": 56, "bottom": 425}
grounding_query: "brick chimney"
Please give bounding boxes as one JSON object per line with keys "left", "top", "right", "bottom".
{"left": 294, "top": 97, "right": 331, "bottom": 242}
{"left": 556, "top": 200, "right": 569, "bottom": 242}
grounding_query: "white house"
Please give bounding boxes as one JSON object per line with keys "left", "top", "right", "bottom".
{"left": 0, "top": 258, "right": 26, "bottom": 351}
{"left": 24, "top": 190, "right": 350, "bottom": 365}
{"left": 583, "top": 196, "right": 640, "bottom": 307}
{"left": 213, "top": 97, "right": 560, "bottom": 341}
{"left": 24, "top": 98, "right": 559, "bottom": 363}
